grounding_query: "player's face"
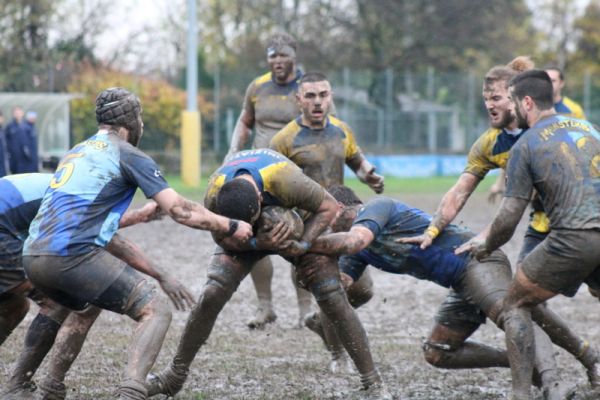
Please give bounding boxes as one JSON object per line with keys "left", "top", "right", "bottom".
{"left": 298, "top": 80, "right": 332, "bottom": 129}
{"left": 545, "top": 69, "right": 563, "bottom": 100}
{"left": 482, "top": 80, "right": 514, "bottom": 129}
{"left": 268, "top": 50, "right": 295, "bottom": 83}
{"left": 509, "top": 87, "right": 529, "bottom": 130}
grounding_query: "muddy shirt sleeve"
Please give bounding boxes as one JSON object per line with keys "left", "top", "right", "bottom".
{"left": 353, "top": 197, "right": 396, "bottom": 236}
{"left": 463, "top": 131, "right": 496, "bottom": 178}
{"left": 269, "top": 128, "right": 291, "bottom": 157}
{"left": 339, "top": 254, "right": 368, "bottom": 282}
{"left": 119, "top": 146, "right": 169, "bottom": 198}
{"left": 268, "top": 164, "right": 325, "bottom": 213}
{"left": 340, "top": 121, "right": 362, "bottom": 161}
{"left": 504, "top": 141, "right": 534, "bottom": 200}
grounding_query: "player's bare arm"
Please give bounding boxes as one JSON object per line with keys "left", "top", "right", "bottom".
{"left": 347, "top": 154, "right": 384, "bottom": 194}
{"left": 310, "top": 225, "right": 374, "bottom": 256}
{"left": 153, "top": 188, "right": 253, "bottom": 241}
{"left": 398, "top": 173, "right": 481, "bottom": 249}
{"left": 118, "top": 201, "right": 162, "bottom": 228}
{"left": 105, "top": 233, "right": 196, "bottom": 311}
{"left": 225, "top": 110, "right": 255, "bottom": 159}
{"left": 471, "top": 197, "right": 529, "bottom": 260}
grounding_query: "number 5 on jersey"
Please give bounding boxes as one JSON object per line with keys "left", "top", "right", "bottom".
{"left": 50, "top": 153, "right": 84, "bottom": 189}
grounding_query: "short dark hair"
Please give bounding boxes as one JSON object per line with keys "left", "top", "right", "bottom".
{"left": 544, "top": 65, "right": 564, "bottom": 81}
{"left": 300, "top": 71, "right": 328, "bottom": 85}
{"left": 216, "top": 178, "right": 260, "bottom": 223}
{"left": 509, "top": 69, "right": 554, "bottom": 110}
{"left": 328, "top": 185, "right": 363, "bottom": 206}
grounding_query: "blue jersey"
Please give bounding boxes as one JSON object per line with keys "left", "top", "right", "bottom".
{"left": 339, "top": 197, "right": 474, "bottom": 289}
{"left": 0, "top": 173, "right": 51, "bottom": 240}
{"left": 505, "top": 115, "right": 600, "bottom": 230}
{"left": 24, "top": 131, "right": 169, "bottom": 256}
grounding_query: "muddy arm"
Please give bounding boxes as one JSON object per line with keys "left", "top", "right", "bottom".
{"left": 224, "top": 109, "right": 255, "bottom": 160}
{"left": 310, "top": 226, "right": 374, "bottom": 256}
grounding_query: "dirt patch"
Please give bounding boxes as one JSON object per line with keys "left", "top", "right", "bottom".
{"left": 1, "top": 192, "right": 598, "bottom": 399}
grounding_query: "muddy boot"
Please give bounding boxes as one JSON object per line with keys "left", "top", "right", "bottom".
{"left": 329, "top": 352, "right": 354, "bottom": 374}
{"left": 36, "top": 376, "right": 67, "bottom": 400}
{"left": 246, "top": 301, "right": 276, "bottom": 330}
{"left": 1, "top": 381, "right": 37, "bottom": 400}
{"left": 145, "top": 363, "right": 188, "bottom": 397}
{"left": 577, "top": 343, "right": 600, "bottom": 388}
{"left": 542, "top": 380, "right": 576, "bottom": 400}
{"left": 355, "top": 381, "right": 393, "bottom": 400}
{"left": 116, "top": 378, "right": 147, "bottom": 400}
{"left": 304, "top": 311, "right": 326, "bottom": 344}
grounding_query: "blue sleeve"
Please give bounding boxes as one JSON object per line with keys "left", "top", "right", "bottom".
{"left": 339, "top": 254, "right": 368, "bottom": 282}
{"left": 353, "top": 197, "right": 396, "bottom": 236}
{"left": 119, "top": 145, "right": 169, "bottom": 198}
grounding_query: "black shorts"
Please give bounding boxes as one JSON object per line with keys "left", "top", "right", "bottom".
{"left": 23, "top": 247, "right": 151, "bottom": 313}
{"left": 0, "top": 233, "right": 26, "bottom": 294}
{"left": 521, "top": 229, "right": 600, "bottom": 297}
{"left": 435, "top": 250, "right": 511, "bottom": 329}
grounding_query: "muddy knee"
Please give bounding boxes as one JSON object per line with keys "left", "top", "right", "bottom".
{"left": 125, "top": 281, "right": 172, "bottom": 323}
{"left": 347, "top": 279, "right": 373, "bottom": 309}
{"left": 310, "top": 277, "right": 345, "bottom": 304}
{"left": 205, "top": 264, "right": 243, "bottom": 301}
{"left": 422, "top": 341, "right": 456, "bottom": 368}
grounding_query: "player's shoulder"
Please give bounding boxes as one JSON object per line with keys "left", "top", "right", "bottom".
{"left": 253, "top": 71, "right": 273, "bottom": 88}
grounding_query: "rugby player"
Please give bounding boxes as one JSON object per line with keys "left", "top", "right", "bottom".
{"left": 20, "top": 88, "right": 252, "bottom": 400}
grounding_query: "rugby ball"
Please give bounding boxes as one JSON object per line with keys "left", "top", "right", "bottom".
{"left": 257, "top": 206, "right": 304, "bottom": 240}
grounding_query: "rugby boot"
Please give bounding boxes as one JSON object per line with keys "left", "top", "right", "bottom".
{"left": 2, "top": 380, "right": 37, "bottom": 400}
{"left": 36, "top": 376, "right": 66, "bottom": 400}
{"left": 542, "top": 380, "right": 577, "bottom": 400}
{"left": 116, "top": 378, "right": 147, "bottom": 400}
{"left": 145, "top": 363, "right": 188, "bottom": 397}
{"left": 246, "top": 302, "right": 277, "bottom": 330}
{"left": 356, "top": 381, "right": 393, "bottom": 400}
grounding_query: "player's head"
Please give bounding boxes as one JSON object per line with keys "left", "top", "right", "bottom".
{"left": 328, "top": 185, "right": 363, "bottom": 232}
{"left": 266, "top": 32, "right": 297, "bottom": 84}
{"left": 508, "top": 69, "right": 554, "bottom": 129}
{"left": 96, "top": 87, "right": 143, "bottom": 146}
{"left": 483, "top": 56, "right": 534, "bottom": 129}
{"left": 216, "top": 177, "right": 261, "bottom": 224}
{"left": 297, "top": 71, "right": 332, "bottom": 129}
{"left": 544, "top": 65, "right": 564, "bottom": 102}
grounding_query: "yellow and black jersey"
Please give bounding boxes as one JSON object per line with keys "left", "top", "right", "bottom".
{"left": 554, "top": 96, "right": 586, "bottom": 120}
{"left": 269, "top": 116, "right": 362, "bottom": 188}
{"left": 242, "top": 71, "right": 302, "bottom": 149}
{"left": 463, "top": 128, "right": 524, "bottom": 179}
{"left": 204, "top": 149, "right": 325, "bottom": 214}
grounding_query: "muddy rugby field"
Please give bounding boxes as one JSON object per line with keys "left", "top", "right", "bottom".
{"left": 1, "top": 192, "right": 599, "bottom": 399}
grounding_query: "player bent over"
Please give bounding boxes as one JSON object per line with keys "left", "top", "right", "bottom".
{"left": 146, "top": 149, "right": 391, "bottom": 399}
{"left": 309, "top": 186, "right": 598, "bottom": 400}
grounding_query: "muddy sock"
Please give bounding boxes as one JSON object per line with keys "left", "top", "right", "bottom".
{"left": 578, "top": 341, "right": 600, "bottom": 367}
{"left": 116, "top": 378, "right": 147, "bottom": 400}
{"left": 7, "top": 313, "right": 61, "bottom": 387}
{"left": 38, "top": 376, "right": 67, "bottom": 400}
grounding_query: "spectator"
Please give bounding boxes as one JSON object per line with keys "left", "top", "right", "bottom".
{"left": 0, "top": 111, "right": 8, "bottom": 177}
{"left": 6, "top": 106, "right": 38, "bottom": 173}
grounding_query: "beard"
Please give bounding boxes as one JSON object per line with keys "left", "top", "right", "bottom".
{"left": 514, "top": 106, "right": 529, "bottom": 130}
{"left": 491, "top": 109, "right": 515, "bottom": 129}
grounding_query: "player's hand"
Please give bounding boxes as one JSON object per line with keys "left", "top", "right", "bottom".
{"left": 279, "top": 240, "right": 310, "bottom": 258}
{"left": 364, "top": 168, "right": 385, "bottom": 194}
{"left": 256, "top": 221, "right": 292, "bottom": 251}
{"left": 487, "top": 186, "right": 503, "bottom": 204}
{"left": 396, "top": 232, "right": 434, "bottom": 250}
{"left": 232, "top": 220, "right": 253, "bottom": 241}
{"left": 158, "top": 277, "right": 196, "bottom": 311}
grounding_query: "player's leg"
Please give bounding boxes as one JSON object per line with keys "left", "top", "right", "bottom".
{"left": 147, "top": 249, "right": 259, "bottom": 397}
{"left": 290, "top": 264, "right": 313, "bottom": 328}
{"left": 0, "top": 292, "right": 29, "bottom": 346}
{"left": 37, "top": 306, "right": 103, "bottom": 400}
{"left": 296, "top": 253, "right": 389, "bottom": 397}
{"left": 247, "top": 256, "right": 276, "bottom": 329}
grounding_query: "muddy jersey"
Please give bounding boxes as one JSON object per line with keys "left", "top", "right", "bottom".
{"left": 24, "top": 131, "right": 169, "bottom": 256}
{"left": 243, "top": 70, "right": 302, "bottom": 149}
{"left": 339, "top": 197, "right": 474, "bottom": 289}
{"left": 204, "top": 149, "right": 325, "bottom": 213}
{"left": 0, "top": 173, "right": 51, "bottom": 240}
{"left": 269, "top": 116, "right": 362, "bottom": 188}
{"left": 555, "top": 96, "right": 586, "bottom": 120}
{"left": 464, "top": 127, "right": 525, "bottom": 178}
{"left": 505, "top": 115, "right": 600, "bottom": 230}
